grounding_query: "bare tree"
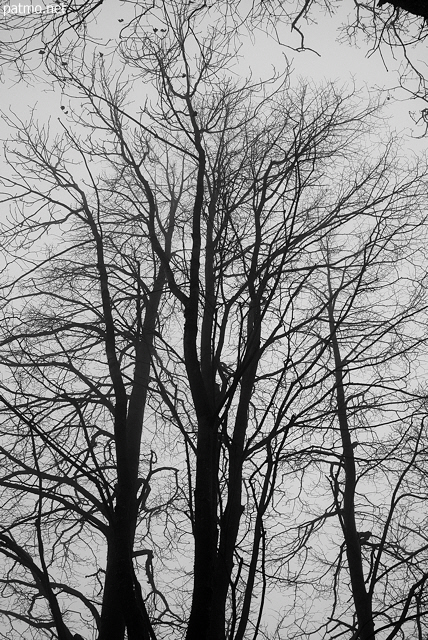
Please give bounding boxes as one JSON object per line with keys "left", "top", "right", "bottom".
{"left": 1, "top": 4, "right": 428, "bottom": 640}
{"left": 283, "top": 209, "right": 428, "bottom": 639}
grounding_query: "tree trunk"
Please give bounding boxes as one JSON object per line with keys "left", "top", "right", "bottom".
{"left": 185, "top": 413, "right": 219, "bottom": 640}
{"left": 327, "top": 278, "right": 375, "bottom": 640}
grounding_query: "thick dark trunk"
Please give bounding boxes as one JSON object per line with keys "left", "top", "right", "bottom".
{"left": 99, "top": 502, "right": 155, "bottom": 640}
{"left": 97, "top": 392, "right": 153, "bottom": 640}
{"left": 98, "top": 543, "right": 126, "bottom": 640}
{"left": 328, "top": 284, "right": 375, "bottom": 640}
{"left": 185, "top": 413, "right": 219, "bottom": 640}
{"left": 184, "top": 108, "right": 218, "bottom": 640}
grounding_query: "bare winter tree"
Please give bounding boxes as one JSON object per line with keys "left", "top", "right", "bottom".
{"left": 275, "top": 211, "right": 428, "bottom": 639}
{"left": 1, "top": 3, "right": 428, "bottom": 640}
{"left": 322, "top": 230, "right": 428, "bottom": 640}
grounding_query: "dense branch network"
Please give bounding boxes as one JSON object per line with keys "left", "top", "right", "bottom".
{"left": 0, "top": 2, "right": 428, "bottom": 640}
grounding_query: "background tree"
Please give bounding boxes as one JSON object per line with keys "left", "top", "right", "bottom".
{"left": 276, "top": 207, "right": 428, "bottom": 639}
{"left": 323, "top": 231, "right": 428, "bottom": 640}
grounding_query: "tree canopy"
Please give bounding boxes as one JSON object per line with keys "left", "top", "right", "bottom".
{"left": 1, "top": 0, "right": 428, "bottom": 84}
{"left": 1, "top": 2, "right": 428, "bottom": 640}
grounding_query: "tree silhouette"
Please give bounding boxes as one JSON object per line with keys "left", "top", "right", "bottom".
{"left": 1, "top": 2, "right": 428, "bottom": 640}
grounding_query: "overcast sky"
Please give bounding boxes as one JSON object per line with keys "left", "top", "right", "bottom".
{"left": 1, "top": 0, "right": 425, "bottom": 144}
